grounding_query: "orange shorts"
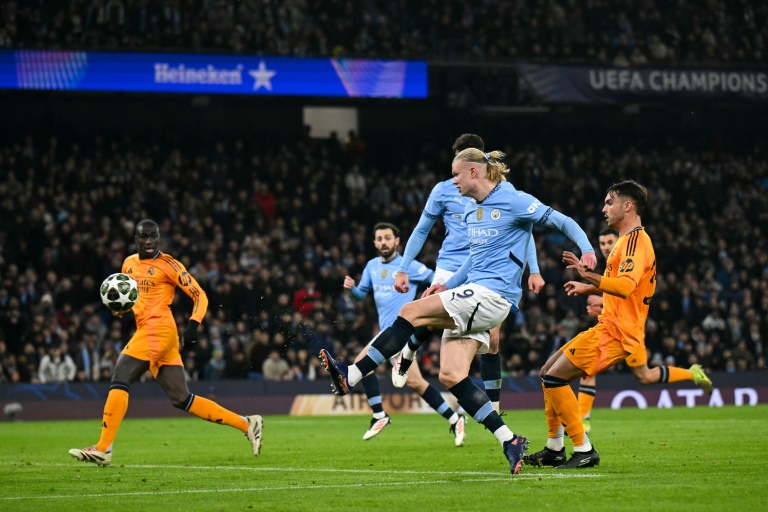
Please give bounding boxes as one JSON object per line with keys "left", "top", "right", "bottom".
{"left": 121, "top": 320, "right": 182, "bottom": 377}
{"left": 561, "top": 323, "right": 634, "bottom": 377}
{"left": 624, "top": 344, "right": 648, "bottom": 368}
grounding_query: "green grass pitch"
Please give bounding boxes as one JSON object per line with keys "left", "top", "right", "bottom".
{"left": 1, "top": 405, "right": 766, "bottom": 511}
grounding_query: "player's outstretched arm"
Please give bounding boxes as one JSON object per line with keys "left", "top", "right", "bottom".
{"left": 536, "top": 208, "right": 596, "bottom": 269}
{"left": 396, "top": 213, "right": 438, "bottom": 292}
{"left": 563, "top": 250, "right": 634, "bottom": 298}
{"left": 345, "top": 268, "right": 370, "bottom": 301}
{"left": 525, "top": 232, "right": 544, "bottom": 293}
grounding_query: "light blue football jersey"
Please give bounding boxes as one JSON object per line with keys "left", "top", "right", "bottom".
{"left": 353, "top": 254, "right": 434, "bottom": 329}
{"left": 422, "top": 178, "right": 470, "bottom": 271}
{"left": 461, "top": 182, "right": 592, "bottom": 308}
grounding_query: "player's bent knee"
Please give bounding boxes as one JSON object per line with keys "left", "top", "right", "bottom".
{"left": 635, "top": 371, "right": 654, "bottom": 385}
{"left": 438, "top": 369, "right": 462, "bottom": 389}
{"left": 171, "top": 393, "right": 193, "bottom": 410}
{"left": 399, "top": 302, "right": 419, "bottom": 322}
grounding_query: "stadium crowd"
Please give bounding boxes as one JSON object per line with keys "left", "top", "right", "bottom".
{"left": 2, "top": 0, "right": 767, "bottom": 65}
{"left": 0, "top": 130, "right": 765, "bottom": 385}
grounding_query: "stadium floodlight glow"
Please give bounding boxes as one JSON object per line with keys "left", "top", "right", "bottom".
{"left": 0, "top": 50, "right": 428, "bottom": 99}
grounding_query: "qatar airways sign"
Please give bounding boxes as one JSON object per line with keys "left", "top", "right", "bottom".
{"left": 608, "top": 387, "right": 760, "bottom": 409}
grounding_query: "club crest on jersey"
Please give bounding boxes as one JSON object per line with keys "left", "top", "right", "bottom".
{"left": 491, "top": 209, "right": 501, "bottom": 220}
{"left": 476, "top": 208, "right": 483, "bottom": 221}
{"left": 381, "top": 269, "right": 388, "bottom": 279}
{"left": 148, "top": 267, "right": 154, "bottom": 276}
{"left": 619, "top": 258, "right": 635, "bottom": 273}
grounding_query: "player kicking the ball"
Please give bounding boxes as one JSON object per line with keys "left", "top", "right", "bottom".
{"left": 321, "top": 149, "right": 596, "bottom": 475}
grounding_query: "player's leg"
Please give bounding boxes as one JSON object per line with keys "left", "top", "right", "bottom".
{"left": 355, "top": 344, "right": 391, "bottom": 439}
{"left": 525, "top": 349, "right": 567, "bottom": 467}
{"left": 406, "top": 361, "right": 465, "bottom": 446}
{"left": 578, "top": 375, "right": 597, "bottom": 433}
{"left": 321, "top": 294, "right": 456, "bottom": 395}
{"left": 392, "top": 270, "right": 450, "bottom": 384}
{"left": 542, "top": 353, "right": 596, "bottom": 468}
{"left": 392, "top": 326, "right": 434, "bottom": 387}
{"left": 68, "top": 353, "right": 148, "bottom": 466}
{"left": 156, "top": 364, "right": 263, "bottom": 456}
{"left": 629, "top": 346, "right": 713, "bottom": 393}
{"left": 480, "top": 324, "right": 502, "bottom": 413}
{"left": 440, "top": 334, "right": 527, "bottom": 474}
{"left": 543, "top": 328, "right": 627, "bottom": 469}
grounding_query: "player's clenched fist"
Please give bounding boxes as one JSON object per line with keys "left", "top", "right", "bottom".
{"left": 394, "top": 272, "right": 410, "bottom": 293}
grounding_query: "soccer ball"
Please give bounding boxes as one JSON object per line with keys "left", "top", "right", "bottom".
{"left": 100, "top": 273, "right": 139, "bottom": 313}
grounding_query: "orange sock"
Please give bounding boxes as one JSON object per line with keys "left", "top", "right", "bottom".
{"left": 187, "top": 395, "right": 248, "bottom": 432}
{"left": 542, "top": 381, "right": 561, "bottom": 438}
{"left": 544, "top": 383, "right": 585, "bottom": 447}
{"left": 666, "top": 366, "right": 693, "bottom": 383}
{"left": 578, "top": 385, "right": 596, "bottom": 419}
{"left": 96, "top": 388, "right": 129, "bottom": 452}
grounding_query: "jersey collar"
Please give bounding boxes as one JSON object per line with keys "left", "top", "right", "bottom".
{"left": 476, "top": 183, "right": 502, "bottom": 204}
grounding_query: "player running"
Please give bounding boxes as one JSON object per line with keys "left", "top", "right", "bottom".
{"left": 69, "top": 219, "right": 262, "bottom": 466}
{"left": 528, "top": 180, "right": 712, "bottom": 470}
{"left": 576, "top": 229, "right": 713, "bottom": 434}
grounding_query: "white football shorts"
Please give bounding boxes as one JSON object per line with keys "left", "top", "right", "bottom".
{"left": 431, "top": 267, "right": 455, "bottom": 286}
{"left": 437, "top": 283, "right": 512, "bottom": 354}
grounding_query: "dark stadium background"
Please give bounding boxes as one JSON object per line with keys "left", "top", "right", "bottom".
{"left": 0, "top": 2, "right": 766, "bottom": 413}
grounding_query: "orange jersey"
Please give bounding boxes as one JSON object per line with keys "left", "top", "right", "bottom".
{"left": 598, "top": 227, "right": 656, "bottom": 352}
{"left": 122, "top": 252, "right": 208, "bottom": 328}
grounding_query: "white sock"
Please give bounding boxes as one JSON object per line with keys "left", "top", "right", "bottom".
{"left": 545, "top": 425, "right": 565, "bottom": 451}
{"left": 372, "top": 411, "right": 386, "bottom": 420}
{"left": 492, "top": 425, "right": 514, "bottom": 445}
{"left": 448, "top": 412, "right": 459, "bottom": 425}
{"left": 402, "top": 345, "right": 415, "bottom": 360}
{"left": 492, "top": 401, "right": 500, "bottom": 414}
{"left": 573, "top": 433, "right": 592, "bottom": 453}
{"left": 348, "top": 365, "right": 363, "bottom": 387}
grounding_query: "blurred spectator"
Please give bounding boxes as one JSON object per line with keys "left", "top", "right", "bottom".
{"left": 0, "top": 130, "right": 765, "bottom": 384}
{"left": 38, "top": 345, "right": 76, "bottom": 383}
{"left": 2, "top": 1, "right": 767, "bottom": 66}
{"left": 292, "top": 279, "right": 321, "bottom": 318}
{"left": 262, "top": 349, "right": 291, "bottom": 381}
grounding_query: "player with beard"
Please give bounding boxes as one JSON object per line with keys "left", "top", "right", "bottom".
{"left": 343, "top": 222, "right": 466, "bottom": 445}
{"left": 528, "top": 180, "right": 712, "bottom": 470}
{"left": 69, "top": 219, "right": 263, "bottom": 466}
{"left": 574, "top": 228, "right": 713, "bottom": 435}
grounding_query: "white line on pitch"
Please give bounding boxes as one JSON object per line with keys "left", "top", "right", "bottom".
{"left": 0, "top": 474, "right": 603, "bottom": 501}
{"left": 26, "top": 462, "right": 604, "bottom": 479}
